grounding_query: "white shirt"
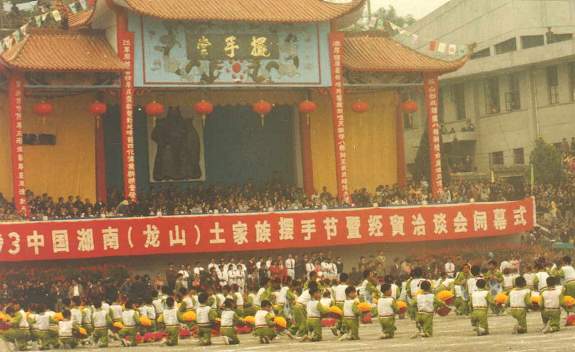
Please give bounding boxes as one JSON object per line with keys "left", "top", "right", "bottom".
{"left": 334, "top": 284, "right": 348, "bottom": 302}
{"left": 542, "top": 288, "right": 561, "bottom": 309}
{"left": 122, "top": 309, "right": 137, "bottom": 327}
{"left": 296, "top": 290, "right": 311, "bottom": 305}
{"left": 444, "top": 262, "right": 455, "bottom": 276}
{"left": 536, "top": 271, "right": 549, "bottom": 292}
{"left": 306, "top": 300, "right": 322, "bottom": 318}
{"left": 471, "top": 290, "right": 489, "bottom": 308}
{"left": 58, "top": 320, "right": 73, "bottom": 338}
{"left": 416, "top": 293, "right": 435, "bottom": 313}
{"left": 221, "top": 310, "right": 236, "bottom": 327}
{"left": 92, "top": 309, "right": 109, "bottom": 328}
{"left": 255, "top": 309, "right": 273, "bottom": 327}
{"left": 196, "top": 306, "right": 211, "bottom": 325}
{"left": 285, "top": 258, "right": 295, "bottom": 269}
{"left": 377, "top": 297, "right": 395, "bottom": 317}
{"left": 509, "top": 288, "right": 531, "bottom": 308}
{"left": 343, "top": 299, "right": 358, "bottom": 318}
{"left": 561, "top": 265, "right": 575, "bottom": 282}
{"left": 162, "top": 308, "right": 179, "bottom": 326}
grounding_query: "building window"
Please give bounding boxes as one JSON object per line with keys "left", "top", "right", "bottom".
{"left": 521, "top": 35, "right": 545, "bottom": 49}
{"left": 451, "top": 83, "right": 466, "bottom": 121}
{"left": 547, "top": 66, "right": 559, "bottom": 105}
{"left": 490, "top": 151, "right": 504, "bottom": 166}
{"left": 569, "top": 63, "right": 575, "bottom": 102}
{"left": 471, "top": 47, "right": 490, "bottom": 60}
{"left": 505, "top": 74, "right": 521, "bottom": 111}
{"left": 494, "top": 38, "right": 517, "bottom": 55}
{"left": 484, "top": 77, "right": 500, "bottom": 114}
{"left": 547, "top": 32, "right": 573, "bottom": 44}
{"left": 513, "top": 148, "right": 525, "bottom": 165}
{"left": 403, "top": 113, "right": 416, "bottom": 130}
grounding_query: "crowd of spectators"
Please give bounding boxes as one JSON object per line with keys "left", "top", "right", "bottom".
{"left": 0, "top": 179, "right": 522, "bottom": 222}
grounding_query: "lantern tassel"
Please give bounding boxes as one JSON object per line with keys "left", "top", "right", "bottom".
{"left": 260, "top": 115, "right": 265, "bottom": 128}
{"left": 202, "top": 115, "right": 206, "bottom": 128}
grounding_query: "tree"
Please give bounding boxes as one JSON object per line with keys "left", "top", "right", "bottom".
{"left": 374, "top": 5, "right": 415, "bottom": 28}
{"left": 529, "top": 138, "right": 564, "bottom": 186}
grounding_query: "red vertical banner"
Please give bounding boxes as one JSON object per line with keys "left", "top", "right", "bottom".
{"left": 118, "top": 31, "right": 137, "bottom": 201}
{"left": 423, "top": 73, "right": 444, "bottom": 197}
{"left": 95, "top": 117, "right": 107, "bottom": 203}
{"left": 299, "top": 113, "right": 315, "bottom": 197}
{"left": 395, "top": 94, "right": 407, "bottom": 187}
{"left": 328, "top": 32, "right": 350, "bottom": 204}
{"left": 8, "top": 73, "right": 28, "bottom": 217}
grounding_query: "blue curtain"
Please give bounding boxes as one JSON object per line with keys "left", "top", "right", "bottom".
{"left": 204, "top": 105, "right": 295, "bottom": 185}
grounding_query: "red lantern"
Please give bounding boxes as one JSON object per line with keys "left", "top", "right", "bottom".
{"left": 351, "top": 100, "right": 369, "bottom": 113}
{"left": 89, "top": 101, "right": 107, "bottom": 116}
{"left": 194, "top": 100, "right": 214, "bottom": 127}
{"left": 252, "top": 99, "right": 273, "bottom": 126}
{"left": 298, "top": 100, "right": 317, "bottom": 114}
{"left": 145, "top": 101, "right": 165, "bottom": 117}
{"left": 400, "top": 99, "right": 418, "bottom": 114}
{"left": 33, "top": 101, "right": 54, "bottom": 117}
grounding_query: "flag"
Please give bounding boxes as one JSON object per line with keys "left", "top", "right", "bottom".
{"left": 448, "top": 44, "right": 457, "bottom": 55}
{"left": 437, "top": 42, "right": 447, "bottom": 53}
{"left": 52, "top": 10, "right": 62, "bottom": 22}
{"left": 13, "top": 30, "right": 21, "bottom": 42}
{"left": 457, "top": 47, "right": 467, "bottom": 56}
{"left": 490, "top": 170, "right": 495, "bottom": 183}
{"left": 68, "top": 3, "right": 78, "bottom": 13}
{"left": 79, "top": 0, "right": 88, "bottom": 10}
{"left": 20, "top": 24, "right": 29, "bottom": 36}
{"left": 429, "top": 40, "right": 438, "bottom": 51}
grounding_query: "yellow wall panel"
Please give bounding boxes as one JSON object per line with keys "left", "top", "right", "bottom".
{"left": 309, "top": 92, "right": 337, "bottom": 194}
{"left": 307, "top": 90, "right": 399, "bottom": 197}
{"left": 345, "top": 90, "right": 399, "bottom": 193}
{"left": 21, "top": 93, "right": 97, "bottom": 200}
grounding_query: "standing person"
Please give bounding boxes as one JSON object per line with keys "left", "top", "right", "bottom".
{"left": 165, "top": 264, "right": 178, "bottom": 293}
{"left": 406, "top": 267, "right": 425, "bottom": 320}
{"left": 376, "top": 251, "right": 387, "bottom": 278}
{"left": 336, "top": 257, "right": 344, "bottom": 276}
{"left": 444, "top": 258, "right": 456, "bottom": 278}
{"left": 333, "top": 273, "right": 349, "bottom": 336}
{"left": 286, "top": 254, "right": 296, "bottom": 280}
{"left": 58, "top": 309, "right": 79, "bottom": 349}
{"left": 295, "top": 255, "right": 306, "bottom": 281}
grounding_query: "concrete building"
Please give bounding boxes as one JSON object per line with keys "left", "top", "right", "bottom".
{"left": 403, "top": 0, "right": 575, "bottom": 180}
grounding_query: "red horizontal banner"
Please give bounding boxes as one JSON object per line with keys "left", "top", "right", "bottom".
{"left": 0, "top": 198, "right": 535, "bottom": 262}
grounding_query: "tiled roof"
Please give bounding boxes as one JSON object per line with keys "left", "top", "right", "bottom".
{"left": 344, "top": 35, "right": 467, "bottom": 74}
{"left": 68, "top": 9, "right": 95, "bottom": 28}
{"left": 118, "top": 0, "right": 365, "bottom": 23}
{"left": 0, "top": 30, "right": 127, "bottom": 72}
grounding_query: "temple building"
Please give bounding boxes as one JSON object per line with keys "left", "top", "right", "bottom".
{"left": 0, "top": 0, "right": 466, "bottom": 216}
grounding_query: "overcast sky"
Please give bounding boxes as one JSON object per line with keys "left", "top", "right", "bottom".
{"left": 370, "top": 0, "right": 451, "bottom": 19}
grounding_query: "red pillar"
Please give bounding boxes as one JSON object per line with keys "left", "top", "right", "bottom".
{"left": 299, "top": 113, "right": 315, "bottom": 197}
{"left": 423, "top": 73, "right": 444, "bottom": 198}
{"left": 328, "top": 32, "right": 350, "bottom": 204}
{"left": 95, "top": 117, "right": 107, "bottom": 203}
{"left": 8, "top": 73, "right": 28, "bottom": 216}
{"left": 395, "top": 95, "right": 407, "bottom": 187}
{"left": 116, "top": 10, "right": 137, "bottom": 201}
